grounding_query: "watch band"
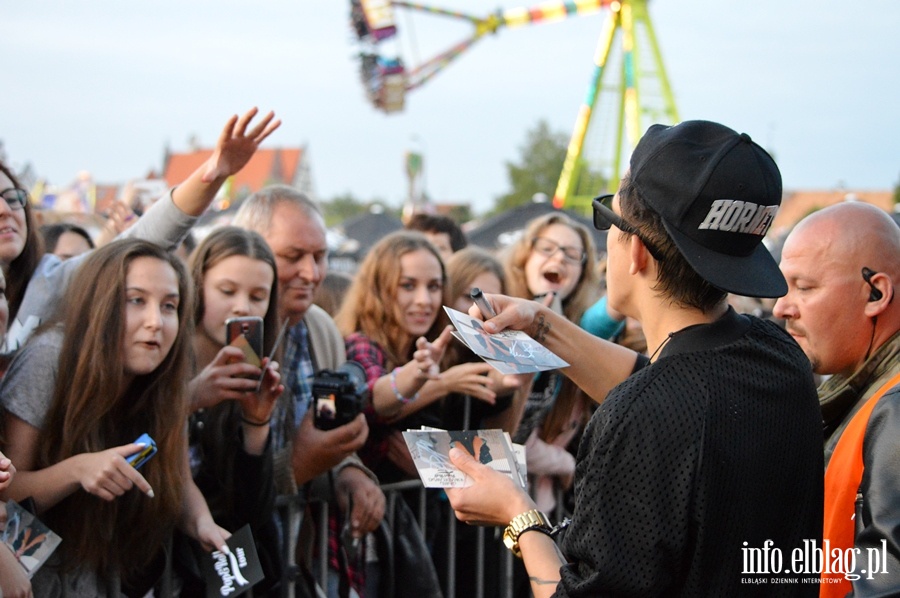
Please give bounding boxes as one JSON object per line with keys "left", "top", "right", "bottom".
{"left": 503, "top": 509, "right": 552, "bottom": 558}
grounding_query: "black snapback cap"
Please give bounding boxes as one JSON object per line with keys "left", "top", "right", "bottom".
{"left": 629, "top": 120, "right": 787, "bottom": 298}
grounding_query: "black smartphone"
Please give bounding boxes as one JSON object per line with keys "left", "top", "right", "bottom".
{"left": 225, "top": 316, "right": 264, "bottom": 370}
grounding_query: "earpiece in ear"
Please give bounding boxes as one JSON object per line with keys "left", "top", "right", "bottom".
{"left": 862, "top": 267, "right": 884, "bottom": 302}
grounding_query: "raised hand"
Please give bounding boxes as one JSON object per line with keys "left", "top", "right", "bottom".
{"left": 439, "top": 361, "right": 497, "bottom": 405}
{"left": 413, "top": 325, "right": 453, "bottom": 379}
{"left": 202, "top": 107, "right": 281, "bottom": 183}
{"left": 488, "top": 368, "right": 527, "bottom": 396}
{"left": 95, "top": 201, "right": 139, "bottom": 247}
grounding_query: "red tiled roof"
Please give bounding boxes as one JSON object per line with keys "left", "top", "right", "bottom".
{"left": 162, "top": 147, "right": 303, "bottom": 199}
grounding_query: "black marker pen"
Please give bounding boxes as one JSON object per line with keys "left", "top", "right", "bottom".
{"left": 470, "top": 287, "right": 497, "bottom": 319}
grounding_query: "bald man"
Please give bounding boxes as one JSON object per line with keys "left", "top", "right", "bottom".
{"left": 774, "top": 202, "right": 900, "bottom": 594}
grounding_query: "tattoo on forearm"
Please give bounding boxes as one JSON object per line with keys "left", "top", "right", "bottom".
{"left": 529, "top": 576, "right": 560, "bottom": 586}
{"left": 534, "top": 314, "right": 550, "bottom": 343}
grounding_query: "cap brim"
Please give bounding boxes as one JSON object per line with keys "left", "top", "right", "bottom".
{"left": 661, "top": 219, "right": 787, "bottom": 298}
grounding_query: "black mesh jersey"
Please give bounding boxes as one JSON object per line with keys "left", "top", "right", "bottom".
{"left": 557, "top": 308, "right": 824, "bottom": 597}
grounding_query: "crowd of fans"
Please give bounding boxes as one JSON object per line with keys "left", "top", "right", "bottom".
{"left": 0, "top": 124, "right": 625, "bottom": 596}
{"left": 1, "top": 115, "right": 898, "bottom": 598}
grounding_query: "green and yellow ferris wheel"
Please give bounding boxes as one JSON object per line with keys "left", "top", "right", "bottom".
{"left": 350, "top": 0, "right": 679, "bottom": 213}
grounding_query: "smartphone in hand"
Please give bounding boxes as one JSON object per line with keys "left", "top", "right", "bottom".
{"left": 225, "top": 316, "right": 264, "bottom": 369}
{"left": 126, "top": 433, "right": 158, "bottom": 470}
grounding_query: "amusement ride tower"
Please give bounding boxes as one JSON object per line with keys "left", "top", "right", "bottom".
{"left": 350, "top": 0, "right": 679, "bottom": 214}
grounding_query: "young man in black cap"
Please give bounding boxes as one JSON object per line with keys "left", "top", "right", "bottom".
{"left": 444, "top": 120, "right": 823, "bottom": 596}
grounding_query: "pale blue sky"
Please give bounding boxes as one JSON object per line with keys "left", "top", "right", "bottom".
{"left": 2, "top": 0, "right": 898, "bottom": 214}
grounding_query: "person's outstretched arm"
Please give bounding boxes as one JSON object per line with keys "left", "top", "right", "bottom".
{"left": 3, "top": 109, "right": 281, "bottom": 353}
{"left": 121, "top": 107, "right": 281, "bottom": 248}
{"left": 471, "top": 293, "right": 639, "bottom": 404}
{"left": 2, "top": 413, "right": 154, "bottom": 512}
{"left": 169, "top": 107, "right": 280, "bottom": 217}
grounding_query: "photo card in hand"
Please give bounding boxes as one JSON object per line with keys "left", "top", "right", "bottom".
{"left": 402, "top": 427, "right": 526, "bottom": 489}
{"left": 444, "top": 306, "right": 568, "bottom": 373}
{"left": 0, "top": 499, "right": 62, "bottom": 578}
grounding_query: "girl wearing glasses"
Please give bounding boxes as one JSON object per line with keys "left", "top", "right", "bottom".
{"left": 501, "top": 213, "right": 599, "bottom": 514}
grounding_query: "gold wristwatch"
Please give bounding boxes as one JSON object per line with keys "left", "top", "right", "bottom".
{"left": 503, "top": 509, "right": 552, "bottom": 558}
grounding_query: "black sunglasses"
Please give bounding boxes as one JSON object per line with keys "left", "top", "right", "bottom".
{"left": 592, "top": 194, "right": 664, "bottom": 261}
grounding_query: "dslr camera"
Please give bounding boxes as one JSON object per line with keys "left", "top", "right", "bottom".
{"left": 312, "top": 361, "right": 368, "bottom": 430}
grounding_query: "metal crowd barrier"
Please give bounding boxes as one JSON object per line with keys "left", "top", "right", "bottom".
{"left": 168, "top": 395, "right": 568, "bottom": 597}
{"left": 273, "top": 478, "right": 567, "bottom": 598}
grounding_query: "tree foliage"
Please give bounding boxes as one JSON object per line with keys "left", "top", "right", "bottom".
{"left": 491, "top": 120, "right": 568, "bottom": 215}
{"left": 444, "top": 203, "right": 473, "bottom": 224}
{"left": 319, "top": 192, "right": 397, "bottom": 227}
{"left": 491, "top": 120, "right": 609, "bottom": 216}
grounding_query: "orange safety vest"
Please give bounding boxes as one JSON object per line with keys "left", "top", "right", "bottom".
{"left": 820, "top": 371, "right": 900, "bottom": 597}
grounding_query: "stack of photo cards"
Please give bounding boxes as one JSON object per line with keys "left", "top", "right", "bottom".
{"left": 0, "top": 500, "right": 62, "bottom": 578}
{"left": 443, "top": 306, "right": 568, "bottom": 374}
{"left": 201, "top": 524, "right": 264, "bottom": 598}
{"left": 402, "top": 427, "right": 527, "bottom": 489}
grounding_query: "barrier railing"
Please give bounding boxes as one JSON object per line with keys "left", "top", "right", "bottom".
{"left": 274, "top": 478, "right": 568, "bottom": 597}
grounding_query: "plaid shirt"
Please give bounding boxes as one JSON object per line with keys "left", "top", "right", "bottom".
{"left": 344, "top": 331, "right": 389, "bottom": 404}
{"left": 269, "top": 319, "right": 368, "bottom": 593}
{"left": 271, "top": 319, "right": 314, "bottom": 453}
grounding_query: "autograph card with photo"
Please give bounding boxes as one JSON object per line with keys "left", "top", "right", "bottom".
{"left": 402, "top": 427, "right": 526, "bottom": 489}
{"left": 450, "top": 331, "right": 524, "bottom": 375}
{"left": 443, "top": 306, "right": 568, "bottom": 373}
{"left": 0, "top": 500, "right": 62, "bottom": 578}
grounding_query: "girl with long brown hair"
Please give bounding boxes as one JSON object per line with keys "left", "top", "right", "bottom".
{"left": 180, "top": 226, "right": 284, "bottom": 595}
{"left": 334, "top": 232, "right": 498, "bottom": 481}
{"left": 0, "top": 239, "right": 228, "bottom": 596}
